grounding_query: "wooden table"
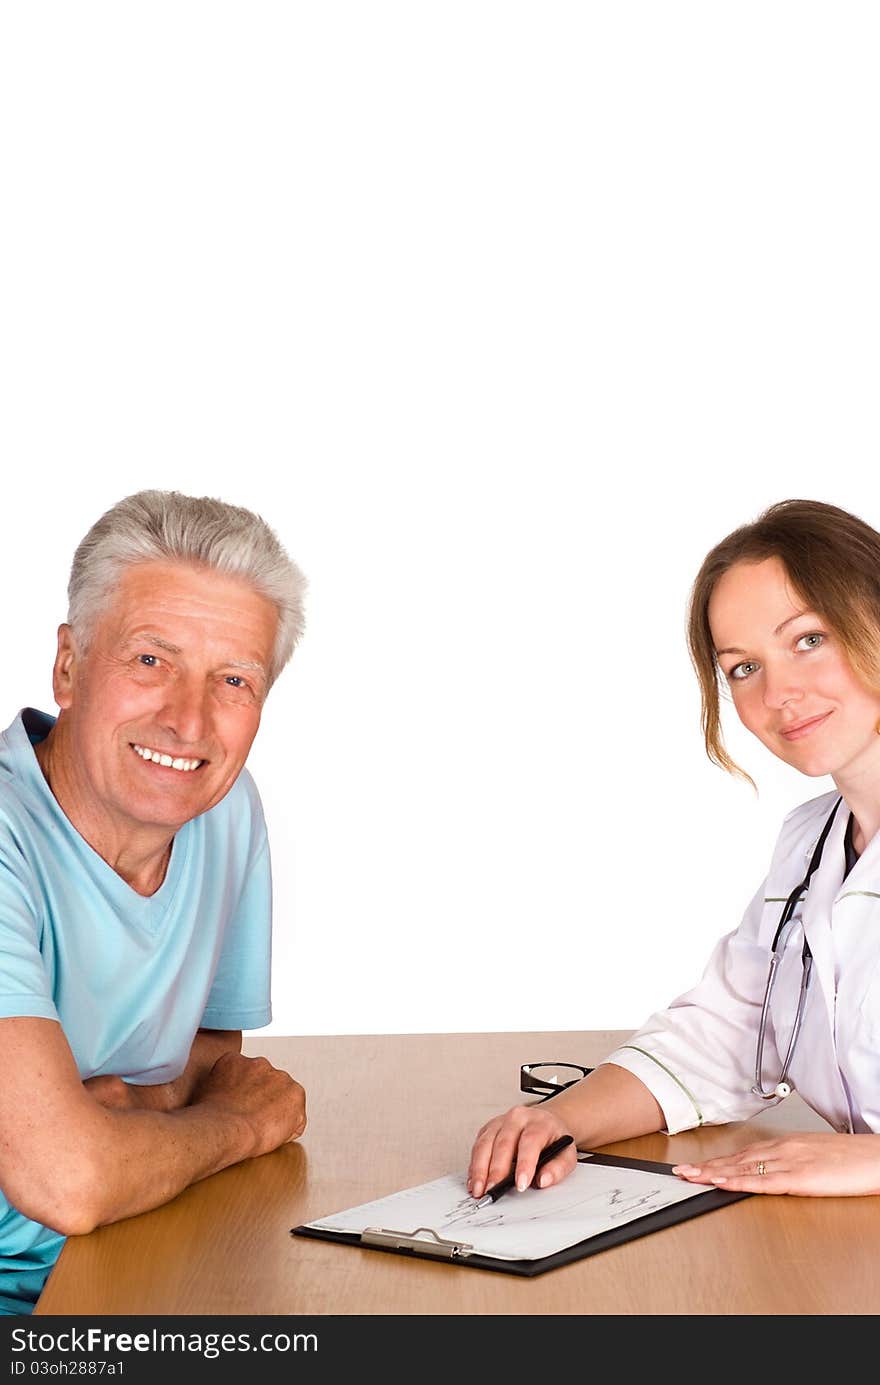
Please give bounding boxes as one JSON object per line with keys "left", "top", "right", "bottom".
{"left": 34, "top": 1031, "right": 880, "bottom": 1316}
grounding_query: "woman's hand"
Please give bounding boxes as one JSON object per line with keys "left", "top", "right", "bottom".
{"left": 467, "top": 1104, "right": 578, "bottom": 1199}
{"left": 673, "top": 1132, "right": 880, "bottom": 1196}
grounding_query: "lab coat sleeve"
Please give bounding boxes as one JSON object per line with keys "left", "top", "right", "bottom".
{"left": 603, "top": 877, "right": 783, "bottom": 1133}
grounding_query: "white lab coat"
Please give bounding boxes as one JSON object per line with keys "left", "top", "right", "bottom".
{"left": 605, "top": 788, "right": 880, "bottom": 1135}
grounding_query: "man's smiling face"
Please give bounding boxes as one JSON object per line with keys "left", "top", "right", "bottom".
{"left": 51, "top": 559, "right": 279, "bottom": 833}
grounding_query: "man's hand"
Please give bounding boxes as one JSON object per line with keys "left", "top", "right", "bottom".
{"left": 189, "top": 1051, "right": 307, "bottom": 1156}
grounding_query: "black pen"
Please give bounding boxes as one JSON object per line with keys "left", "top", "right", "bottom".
{"left": 474, "top": 1135, "right": 575, "bottom": 1208}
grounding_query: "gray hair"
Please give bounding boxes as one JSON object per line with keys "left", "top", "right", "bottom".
{"left": 67, "top": 489, "right": 307, "bottom": 689}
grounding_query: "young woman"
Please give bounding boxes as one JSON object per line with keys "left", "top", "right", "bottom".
{"left": 468, "top": 498, "right": 880, "bottom": 1200}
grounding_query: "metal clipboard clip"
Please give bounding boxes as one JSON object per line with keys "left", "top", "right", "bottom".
{"left": 361, "top": 1225, "right": 474, "bottom": 1259}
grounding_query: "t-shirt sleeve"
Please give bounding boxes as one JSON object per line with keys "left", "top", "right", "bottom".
{"left": 0, "top": 845, "right": 58, "bottom": 1023}
{"left": 199, "top": 796, "right": 274, "bottom": 1033}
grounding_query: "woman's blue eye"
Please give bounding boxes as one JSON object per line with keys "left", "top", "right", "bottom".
{"left": 226, "top": 676, "right": 246, "bottom": 688}
{"left": 730, "top": 661, "right": 758, "bottom": 681}
{"left": 797, "top": 633, "right": 824, "bottom": 651}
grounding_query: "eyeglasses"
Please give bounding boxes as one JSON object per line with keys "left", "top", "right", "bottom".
{"left": 520, "top": 1061, "right": 593, "bottom": 1100}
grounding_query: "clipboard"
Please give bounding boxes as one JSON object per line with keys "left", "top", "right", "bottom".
{"left": 291, "top": 1152, "right": 751, "bottom": 1278}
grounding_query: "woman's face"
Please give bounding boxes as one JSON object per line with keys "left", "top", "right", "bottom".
{"left": 708, "top": 556, "right": 880, "bottom": 783}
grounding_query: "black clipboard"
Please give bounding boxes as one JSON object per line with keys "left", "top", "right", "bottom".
{"left": 291, "top": 1153, "right": 751, "bottom": 1278}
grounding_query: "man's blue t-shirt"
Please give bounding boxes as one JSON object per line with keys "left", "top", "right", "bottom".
{"left": 0, "top": 708, "right": 273, "bottom": 1314}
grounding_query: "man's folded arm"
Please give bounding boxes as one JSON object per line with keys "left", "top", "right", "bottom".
{"left": 83, "top": 1028, "right": 244, "bottom": 1113}
{"left": 0, "top": 1016, "right": 306, "bottom": 1237}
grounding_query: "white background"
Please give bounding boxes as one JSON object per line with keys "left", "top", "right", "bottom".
{"left": 2, "top": 4, "right": 878, "bottom": 1036}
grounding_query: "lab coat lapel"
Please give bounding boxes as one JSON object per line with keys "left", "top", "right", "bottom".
{"left": 829, "top": 830, "right": 880, "bottom": 1032}
{"left": 799, "top": 803, "right": 847, "bottom": 1002}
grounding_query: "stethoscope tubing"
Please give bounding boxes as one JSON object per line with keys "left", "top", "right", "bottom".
{"left": 752, "top": 797, "right": 842, "bottom": 1100}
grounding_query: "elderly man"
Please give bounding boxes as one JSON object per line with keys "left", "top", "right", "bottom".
{"left": 0, "top": 489, "right": 308, "bottom": 1314}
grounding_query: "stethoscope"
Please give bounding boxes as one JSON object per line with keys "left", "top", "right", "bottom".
{"left": 752, "top": 795, "right": 843, "bottom": 1100}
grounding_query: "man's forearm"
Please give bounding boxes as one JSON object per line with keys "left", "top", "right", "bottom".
{"left": 46, "top": 1050, "right": 304, "bottom": 1236}
{"left": 73, "top": 1099, "right": 258, "bottom": 1233}
{"left": 151, "top": 1029, "right": 243, "bottom": 1109}
{"left": 87, "top": 1030, "right": 243, "bottom": 1113}
{"left": 0, "top": 1019, "right": 305, "bottom": 1241}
